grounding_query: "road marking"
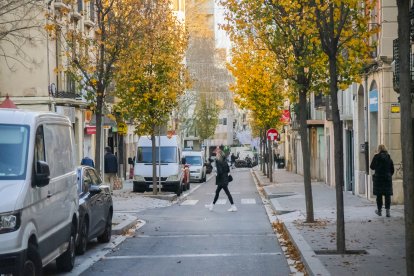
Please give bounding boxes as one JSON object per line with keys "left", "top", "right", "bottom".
{"left": 215, "top": 199, "right": 227, "bottom": 204}
{"left": 181, "top": 199, "right": 199, "bottom": 205}
{"left": 241, "top": 198, "right": 256, "bottom": 204}
{"left": 104, "top": 252, "right": 282, "bottom": 260}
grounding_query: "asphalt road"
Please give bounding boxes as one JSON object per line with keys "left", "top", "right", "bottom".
{"left": 80, "top": 168, "right": 290, "bottom": 276}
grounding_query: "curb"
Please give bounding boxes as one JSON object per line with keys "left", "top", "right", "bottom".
{"left": 252, "top": 169, "right": 329, "bottom": 276}
{"left": 112, "top": 213, "right": 139, "bottom": 235}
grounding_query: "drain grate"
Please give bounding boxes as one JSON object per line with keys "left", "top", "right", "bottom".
{"left": 267, "top": 192, "right": 296, "bottom": 199}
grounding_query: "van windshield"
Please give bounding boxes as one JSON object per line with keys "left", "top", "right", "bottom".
{"left": 137, "top": 147, "right": 177, "bottom": 163}
{"left": 185, "top": 156, "right": 202, "bottom": 166}
{"left": 0, "top": 124, "right": 29, "bottom": 180}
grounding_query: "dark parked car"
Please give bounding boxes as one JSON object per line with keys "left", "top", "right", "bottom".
{"left": 75, "top": 166, "right": 113, "bottom": 255}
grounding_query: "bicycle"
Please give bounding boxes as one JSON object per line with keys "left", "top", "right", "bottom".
{"left": 396, "top": 162, "right": 403, "bottom": 178}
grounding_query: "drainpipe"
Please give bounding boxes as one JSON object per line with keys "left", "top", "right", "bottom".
{"left": 364, "top": 74, "right": 369, "bottom": 199}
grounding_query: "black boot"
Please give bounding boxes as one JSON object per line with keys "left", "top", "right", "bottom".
{"left": 375, "top": 209, "right": 382, "bottom": 216}
{"left": 386, "top": 209, "right": 390, "bottom": 217}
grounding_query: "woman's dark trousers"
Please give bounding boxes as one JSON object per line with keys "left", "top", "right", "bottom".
{"left": 213, "top": 185, "right": 234, "bottom": 205}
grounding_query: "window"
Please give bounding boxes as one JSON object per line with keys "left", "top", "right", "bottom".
{"left": 184, "top": 156, "right": 202, "bottom": 166}
{"left": 0, "top": 124, "right": 29, "bottom": 180}
{"left": 137, "top": 147, "right": 177, "bottom": 163}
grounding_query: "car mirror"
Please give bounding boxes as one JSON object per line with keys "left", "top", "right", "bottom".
{"left": 35, "top": 161, "right": 50, "bottom": 187}
{"left": 89, "top": 185, "right": 101, "bottom": 195}
{"left": 128, "top": 157, "right": 134, "bottom": 165}
{"left": 181, "top": 157, "right": 186, "bottom": 165}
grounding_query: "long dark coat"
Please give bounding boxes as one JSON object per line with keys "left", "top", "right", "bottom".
{"left": 370, "top": 151, "right": 394, "bottom": 196}
{"left": 215, "top": 157, "right": 230, "bottom": 186}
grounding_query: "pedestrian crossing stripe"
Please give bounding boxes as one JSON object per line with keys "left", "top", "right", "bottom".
{"left": 181, "top": 200, "right": 198, "bottom": 205}
{"left": 241, "top": 198, "right": 256, "bottom": 204}
{"left": 180, "top": 198, "right": 257, "bottom": 206}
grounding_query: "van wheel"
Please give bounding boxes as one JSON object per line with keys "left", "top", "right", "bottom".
{"left": 56, "top": 225, "right": 76, "bottom": 272}
{"left": 133, "top": 182, "right": 145, "bottom": 193}
{"left": 22, "top": 243, "right": 42, "bottom": 276}
{"left": 98, "top": 212, "right": 112, "bottom": 243}
{"left": 76, "top": 219, "right": 88, "bottom": 255}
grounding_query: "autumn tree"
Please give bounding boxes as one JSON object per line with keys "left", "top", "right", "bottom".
{"left": 0, "top": 0, "right": 44, "bottom": 70}
{"left": 222, "top": 0, "right": 329, "bottom": 221}
{"left": 396, "top": 0, "right": 414, "bottom": 274}
{"left": 194, "top": 93, "right": 220, "bottom": 141}
{"left": 53, "top": 0, "right": 131, "bottom": 173}
{"left": 227, "top": 37, "right": 286, "bottom": 181}
{"left": 114, "top": 0, "right": 189, "bottom": 194}
{"left": 309, "top": 0, "right": 377, "bottom": 253}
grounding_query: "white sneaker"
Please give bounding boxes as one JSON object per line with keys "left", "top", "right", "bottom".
{"left": 205, "top": 203, "right": 214, "bottom": 211}
{"left": 228, "top": 205, "right": 237, "bottom": 212}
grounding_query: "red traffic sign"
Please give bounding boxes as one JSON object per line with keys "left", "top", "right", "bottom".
{"left": 267, "top": 128, "right": 279, "bottom": 141}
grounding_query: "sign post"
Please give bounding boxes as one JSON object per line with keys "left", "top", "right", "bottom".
{"left": 266, "top": 128, "right": 279, "bottom": 183}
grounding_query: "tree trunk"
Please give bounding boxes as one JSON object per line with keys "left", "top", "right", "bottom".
{"left": 260, "top": 129, "right": 264, "bottom": 172}
{"left": 151, "top": 132, "right": 158, "bottom": 195}
{"left": 397, "top": 1, "right": 414, "bottom": 274}
{"left": 329, "top": 56, "right": 346, "bottom": 253}
{"left": 95, "top": 93, "right": 104, "bottom": 175}
{"left": 269, "top": 138, "right": 273, "bottom": 182}
{"left": 298, "top": 86, "right": 314, "bottom": 223}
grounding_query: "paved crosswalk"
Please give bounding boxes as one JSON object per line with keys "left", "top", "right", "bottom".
{"left": 180, "top": 198, "right": 257, "bottom": 206}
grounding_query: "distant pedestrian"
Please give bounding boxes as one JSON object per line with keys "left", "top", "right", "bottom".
{"left": 230, "top": 153, "right": 236, "bottom": 169}
{"left": 205, "top": 147, "right": 237, "bottom": 212}
{"left": 81, "top": 156, "right": 94, "bottom": 167}
{"left": 370, "top": 144, "right": 394, "bottom": 217}
{"left": 104, "top": 146, "right": 118, "bottom": 192}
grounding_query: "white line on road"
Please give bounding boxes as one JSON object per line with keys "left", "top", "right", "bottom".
{"left": 181, "top": 199, "right": 199, "bottom": 205}
{"left": 104, "top": 252, "right": 282, "bottom": 260}
{"left": 241, "top": 198, "right": 256, "bottom": 204}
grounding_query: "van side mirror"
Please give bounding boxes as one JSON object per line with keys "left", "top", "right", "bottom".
{"left": 35, "top": 161, "right": 50, "bottom": 187}
{"left": 128, "top": 157, "right": 134, "bottom": 165}
{"left": 181, "top": 157, "right": 186, "bottom": 165}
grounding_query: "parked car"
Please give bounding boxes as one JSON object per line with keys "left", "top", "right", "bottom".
{"left": 76, "top": 166, "right": 113, "bottom": 255}
{"left": 182, "top": 151, "right": 207, "bottom": 183}
{"left": 0, "top": 109, "right": 78, "bottom": 275}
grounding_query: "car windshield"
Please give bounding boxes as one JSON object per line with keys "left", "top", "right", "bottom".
{"left": 0, "top": 124, "right": 29, "bottom": 180}
{"left": 137, "top": 147, "right": 177, "bottom": 163}
{"left": 185, "top": 156, "right": 202, "bottom": 166}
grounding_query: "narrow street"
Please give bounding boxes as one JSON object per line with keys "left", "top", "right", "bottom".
{"left": 80, "top": 168, "right": 290, "bottom": 276}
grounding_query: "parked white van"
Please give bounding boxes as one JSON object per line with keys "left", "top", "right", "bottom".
{"left": 182, "top": 151, "right": 206, "bottom": 183}
{"left": 133, "top": 135, "right": 185, "bottom": 195}
{"left": 0, "top": 109, "right": 78, "bottom": 275}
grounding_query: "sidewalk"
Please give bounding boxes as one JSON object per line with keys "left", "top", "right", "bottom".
{"left": 111, "top": 180, "right": 175, "bottom": 235}
{"left": 252, "top": 167, "right": 406, "bottom": 276}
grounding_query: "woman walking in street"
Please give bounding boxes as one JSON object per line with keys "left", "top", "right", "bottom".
{"left": 206, "top": 147, "right": 237, "bottom": 212}
{"left": 370, "top": 144, "right": 394, "bottom": 217}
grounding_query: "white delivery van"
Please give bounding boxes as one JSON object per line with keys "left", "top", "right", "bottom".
{"left": 0, "top": 109, "right": 78, "bottom": 275}
{"left": 182, "top": 151, "right": 206, "bottom": 183}
{"left": 133, "top": 135, "right": 185, "bottom": 195}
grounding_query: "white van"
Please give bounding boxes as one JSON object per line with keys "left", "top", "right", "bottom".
{"left": 182, "top": 151, "right": 206, "bottom": 183}
{"left": 0, "top": 109, "right": 78, "bottom": 275}
{"left": 133, "top": 135, "right": 185, "bottom": 195}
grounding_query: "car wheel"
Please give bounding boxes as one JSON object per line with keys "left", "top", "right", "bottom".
{"left": 97, "top": 212, "right": 112, "bottom": 243}
{"left": 76, "top": 218, "right": 88, "bottom": 255}
{"left": 56, "top": 224, "right": 76, "bottom": 272}
{"left": 175, "top": 183, "right": 182, "bottom": 196}
{"left": 21, "top": 243, "right": 42, "bottom": 276}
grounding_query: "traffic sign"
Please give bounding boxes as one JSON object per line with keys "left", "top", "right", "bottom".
{"left": 117, "top": 122, "right": 127, "bottom": 135}
{"left": 267, "top": 128, "right": 279, "bottom": 141}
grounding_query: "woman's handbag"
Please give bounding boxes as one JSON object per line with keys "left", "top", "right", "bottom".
{"left": 228, "top": 174, "right": 233, "bottom": 182}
